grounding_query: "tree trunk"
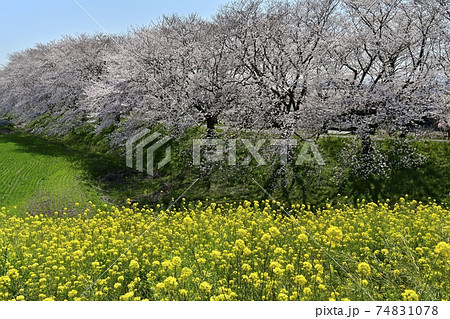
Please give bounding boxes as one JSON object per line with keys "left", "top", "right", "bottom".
{"left": 361, "top": 133, "right": 373, "bottom": 156}
{"left": 206, "top": 115, "right": 217, "bottom": 138}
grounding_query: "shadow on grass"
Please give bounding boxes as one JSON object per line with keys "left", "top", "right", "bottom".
{"left": 0, "top": 131, "right": 207, "bottom": 208}
{"left": 0, "top": 132, "right": 132, "bottom": 204}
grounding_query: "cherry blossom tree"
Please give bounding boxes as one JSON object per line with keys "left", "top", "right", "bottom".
{"left": 215, "top": 0, "right": 341, "bottom": 136}
{"left": 1, "top": 0, "right": 448, "bottom": 156}
{"left": 0, "top": 34, "right": 118, "bottom": 135}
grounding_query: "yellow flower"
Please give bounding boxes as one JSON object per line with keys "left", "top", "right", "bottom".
{"left": 402, "top": 289, "right": 419, "bottom": 301}
{"left": 183, "top": 216, "right": 194, "bottom": 225}
{"left": 261, "top": 233, "right": 271, "bottom": 244}
{"left": 314, "top": 264, "right": 324, "bottom": 274}
{"left": 162, "top": 260, "right": 173, "bottom": 269}
{"left": 326, "top": 226, "right": 343, "bottom": 246}
{"left": 434, "top": 242, "right": 450, "bottom": 258}
{"left": 73, "top": 250, "right": 83, "bottom": 258}
{"left": 6, "top": 268, "right": 19, "bottom": 279}
{"left": 120, "top": 291, "right": 134, "bottom": 301}
{"left": 303, "top": 261, "right": 313, "bottom": 271}
{"left": 269, "top": 227, "right": 281, "bottom": 237}
{"left": 210, "top": 250, "right": 221, "bottom": 259}
{"left": 274, "top": 247, "right": 285, "bottom": 255}
{"left": 164, "top": 276, "right": 178, "bottom": 290}
{"left": 242, "top": 263, "right": 252, "bottom": 272}
{"left": 237, "top": 228, "right": 248, "bottom": 237}
{"left": 179, "top": 289, "right": 188, "bottom": 296}
{"left": 294, "top": 275, "right": 307, "bottom": 286}
{"left": 129, "top": 260, "right": 140, "bottom": 272}
{"left": 303, "top": 287, "right": 312, "bottom": 295}
{"left": 68, "top": 290, "right": 78, "bottom": 299}
{"left": 273, "top": 267, "right": 284, "bottom": 276}
{"left": 298, "top": 233, "right": 308, "bottom": 243}
{"left": 234, "top": 239, "right": 246, "bottom": 251}
{"left": 357, "top": 262, "right": 371, "bottom": 277}
{"left": 180, "top": 267, "right": 193, "bottom": 279}
{"left": 199, "top": 281, "right": 212, "bottom": 293}
{"left": 172, "top": 256, "right": 182, "bottom": 267}
{"left": 277, "top": 293, "right": 288, "bottom": 301}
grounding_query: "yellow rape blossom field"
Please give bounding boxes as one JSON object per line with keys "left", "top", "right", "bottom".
{"left": 0, "top": 198, "right": 449, "bottom": 301}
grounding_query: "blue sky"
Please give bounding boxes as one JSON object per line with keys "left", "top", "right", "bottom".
{"left": 0, "top": 0, "right": 230, "bottom": 66}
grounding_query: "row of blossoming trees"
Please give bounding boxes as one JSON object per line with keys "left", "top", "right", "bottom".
{"left": 0, "top": 0, "right": 449, "bottom": 167}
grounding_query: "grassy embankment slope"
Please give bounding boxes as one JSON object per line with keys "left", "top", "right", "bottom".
{"left": 0, "top": 126, "right": 449, "bottom": 214}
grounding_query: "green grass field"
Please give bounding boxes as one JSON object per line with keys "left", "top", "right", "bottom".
{"left": 0, "top": 132, "right": 105, "bottom": 215}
